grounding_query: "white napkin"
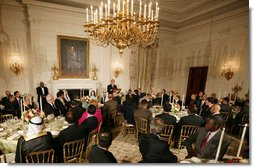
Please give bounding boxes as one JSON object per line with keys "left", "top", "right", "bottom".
{"left": 7, "top": 133, "right": 20, "bottom": 140}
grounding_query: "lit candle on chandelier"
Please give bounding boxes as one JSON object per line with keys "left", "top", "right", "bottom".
{"left": 131, "top": 0, "right": 133, "bottom": 15}
{"left": 105, "top": 4, "right": 108, "bottom": 18}
{"left": 122, "top": 0, "right": 125, "bottom": 13}
{"left": 144, "top": 3, "right": 147, "bottom": 20}
{"left": 117, "top": 0, "right": 120, "bottom": 13}
{"left": 127, "top": 0, "right": 129, "bottom": 15}
{"left": 113, "top": 3, "right": 116, "bottom": 17}
{"left": 90, "top": 5, "right": 93, "bottom": 21}
{"left": 108, "top": 0, "right": 110, "bottom": 17}
{"left": 139, "top": 0, "right": 142, "bottom": 19}
{"left": 148, "top": 2, "right": 152, "bottom": 20}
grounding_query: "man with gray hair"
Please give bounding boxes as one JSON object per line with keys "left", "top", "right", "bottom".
{"left": 44, "top": 94, "right": 59, "bottom": 116}
{"left": 138, "top": 118, "right": 177, "bottom": 163}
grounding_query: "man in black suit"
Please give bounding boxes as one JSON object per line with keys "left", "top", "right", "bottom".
{"left": 80, "top": 104, "right": 98, "bottom": 136}
{"left": 36, "top": 82, "right": 49, "bottom": 109}
{"left": 138, "top": 118, "right": 177, "bottom": 163}
{"left": 56, "top": 111, "right": 85, "bottom": 162}
{"left": 174, "top": 95, "right": 182, "bottom": 109}
{"left": 89, "top": 128, "right": 117, "bottom": 163}
{"left": 197, "top": 94, "right": 207, "bottom": 114}
{"left": 0, "top": 90, "right": 11, "bottom": 107}
{"left": 44, "top": 95, "right": 59, "bottom": 117}
{"left": 161, "top": 89, "right": 169, "bottom": 106}
{"left": 200, "top": 97, "right": 214, "bottom": 120}
{"left": 54, "top": 91, "right": 67, "bottom": 116}
{"left": 107, "top": 79, "right": 117, "bottom": 94}
{"left": 155, "top": 103, "right": 176, "bottom": 126}
{"left": 174, "top": 106, "right": 204, "bottom": 146}
{"left": 185, "top": 115, "right": 231, "bottom": 160}
{"left": 220, "top": 97, "right": 232, "bottom": 113}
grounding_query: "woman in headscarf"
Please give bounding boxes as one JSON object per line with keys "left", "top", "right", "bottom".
{"left": 15, "top": 116, "right": 54, "bottom": 163}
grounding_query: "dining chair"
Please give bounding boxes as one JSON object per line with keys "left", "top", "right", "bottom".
{"left": 159, "top": 124, "right": 174, "bottom": 146}
{"left": 121, "top": 119, "right": 135, "bottom": 135}
{"left": 135, "top": 118, "right": 149, "bottom": 138}
{"left": 220, "top": 112, "right": 229, "bottom": 128}
{"left": 25, "top": 149, "right": 55, "bottom": 163}
{"left": 178, "top": 125, "right": 199, "bottom": 154}
{"left": 115, "top": 112, "right": 125, "bottom": 127}
{"left": 238, "top": 114, "right": 249, "bottom": 138}
{"left": 0, "top": 114, "right": 13, "bottom": 123}
{"left": 84, "top": 130, "right": 96, "bottom": 161}
{"left": 63, "top": 139, "right": 85, "bottom": 163}
{"left": 0, "top": 149, "right": 7, "bottom": 163}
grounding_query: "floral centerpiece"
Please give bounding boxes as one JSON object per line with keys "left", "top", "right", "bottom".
{"left": 81, "top": 96, "right": 90, "bottom": 109}
{"left": 171, "top": 103, "right": 181, "bottom": 113}
{"left": 22, "top": 109, "right": 45, "bottom": 124}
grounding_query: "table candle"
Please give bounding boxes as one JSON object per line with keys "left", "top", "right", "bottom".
{"left": 182, "top": 94, "right": 185, "bottom": 109}
{"left": 161, "top": 94, "right": 163, "bottom": 106}
{"left": 20, "top": 98, "right": 23, "bottom": 113}
{"left": 40, "top": 96, "right": 43, "bottom": 111}
{"left": 218, "top": 92, "right": 221, "bottom": 100}
{"left": 80, "top": 89, "right": 81, "bottom": 98}
{"left": 215, "top": 127, "right": 225, "bottom": 162}
{"left": 237, "top": 123, "right": 248, "bottom": 157}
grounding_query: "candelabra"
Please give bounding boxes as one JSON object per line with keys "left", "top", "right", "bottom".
{"left": 84, "top": 0, "right": 159, "bottom": 55}
{"left": 51, "top": 64, "right": 59, "bottom": 80}
{"left": 92, "top": 65, "right": 98, "bottom": 80}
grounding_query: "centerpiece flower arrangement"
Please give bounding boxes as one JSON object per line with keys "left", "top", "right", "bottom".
{"left": 22, "top": 109, "right": 45, "bottom": 124}
{"left": 171, "top": 103, "right": 181, "bottom": 113}
{"left": 81, "top": 96, "right": 90, "bottom": 109}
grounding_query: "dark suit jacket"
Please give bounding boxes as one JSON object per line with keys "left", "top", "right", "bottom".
{"left": 155, "top": 113, "right": 177, "bottom": 126}
{"left": 54, "top": 98, "right": 67, "bottom": 116}
{"left": 174, "top": 114, "right": 204, "bottom": 140}
{"left": 36, "top": 86, "right": 49, "bottom": 102}
{"left": 200, "top": 105, "right": 211, "bottom": 119}
{"left": 139, "top": 133, "right": 177, "bottom": 163}
{"left": 185, "top": 127, "right": 231, "bottom": 160}
{"left": 162, "top": 94, "right": 169, "bottom": 105}
{"left": 56, "top": 124, "right": 86, "bottom": 162}
{"left": 89, "top": 145, "right": 117, "bottom": 163}
{"left": 174, "top": 100, "right": 182, "bottom": 107}
{"left": 80, "top": 116, "right": 98, "bottom": 135}
{"left": 220, "top": 104, "right": 232, "bottom": 113}
{"left": 1, "top": 97, "right": 9, "bottom": 106}
{"left": 107, "top": 84, "right": 117, "bottom": 93}
{"left": 119, "top": 104, "right": 135, "bottom": 125}
{"left": 43, "top": 102, "right": 60, "bottom": 117}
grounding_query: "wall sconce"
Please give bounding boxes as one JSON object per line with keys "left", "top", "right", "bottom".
{"left": 221, "top": 62, "right": 234, "bottom": 80}
{"left": 10, "top": 57, "right": 23, "bottom": 76}
{"left": 114, "top": 63, "right": 123, "bottom": 78}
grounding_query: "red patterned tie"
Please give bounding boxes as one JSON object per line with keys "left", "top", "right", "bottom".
{"left": 200, "top": 132, "right": 211, "bottom": 150}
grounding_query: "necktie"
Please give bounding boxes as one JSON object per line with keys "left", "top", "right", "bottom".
{"left": 200, "top": 132, "right": 211, "bottom": 150}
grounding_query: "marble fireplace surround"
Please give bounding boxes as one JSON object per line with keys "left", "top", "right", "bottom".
{"left": 50, "top": 79, "right": 98, "bottom": 97}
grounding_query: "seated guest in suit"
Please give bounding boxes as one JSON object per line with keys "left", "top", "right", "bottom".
{"left": 55, "top": 91, "right": 67, "bottom": 116}
{"left": 155, "top": 103, "right": 176, "bottom": 126}
{"left": 220, "top": 97, "right": 232, "bottom": 113}
{"left": 15, "top": 116, "right": 54, "bottom": 163}
{"left": 104, "top": 94, "right": 118, "bottom": 127}
{"left": 138, "top": 118, "right": 177, "bottom": 163}
{"left": 44, "top": 95, "right": 59, "bottom": 117}
{"left": 100, "top": 91, "right": 108, "bottom": 104}
{"left": 89, "top": 128, "right": 117, "bottom": 163}
{"left": 185, "top": 115, "right": 231, "bottom": 160}
{"left": 200, "top": 97, "right": 214, "bottom": 120}
{"left": 119, "top": 101, "right": 135, "bottom": 125}
{"left": 69, "top": 100, "right": 85, "bottom": 124}
{"left": 56, "top": 111, "right": 85, "bottom": 162}
{"left": 0, "top": 90, "right": 11, "bottom": 106}
{"left": 211, "top": 93, "right": 218, "bottom": 104}
{"left": 210, "top": 104, "right": 222, "bottom": 117}
{"left": 168, "top": 90, "right": 174, "bottom": 104}
{"left": 4, "top": 95, "right": 16, "bottom": 113}
{"left": 107, "top": 79, "right": 117, "bottom": 94}
{"left": 174, "top": 95, "right": 182, "bottom": 109}
{"left": 134, "top": 99, "right": 153, "bottom": 125}
{"left": 197, "top": 94, "right": 207, "bottom": 114}
{"left": 80, "top": 104, "right": 98, "bottom": 135}
{"left": 173, "top": 106, "right": 204, "bottom": 147}
{"left": 23, "top": 96, "right": 33, "bottom": 111}
{"left": 186, "top": 94, "right": 197, "bottom": 108}
{"left": 78, "top": 100, "right": 102, "bottom": 132}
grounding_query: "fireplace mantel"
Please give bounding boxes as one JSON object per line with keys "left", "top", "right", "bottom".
{"left": 49, "top": 79, "right": 98, "bottom": 97}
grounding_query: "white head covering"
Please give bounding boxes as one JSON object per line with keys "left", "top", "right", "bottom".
{"left": 26, "top": 116, "right": 44, "bottom": 137}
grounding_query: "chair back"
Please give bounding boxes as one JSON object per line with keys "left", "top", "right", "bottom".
{"left": 159, "top": 124, "right": 174, "bottom": 145}
{"left": 25, "top": 149, "right": 54, "bottom": 163}
{"left": 0, "top": 149, "right": 7, "bottom": 163}
{"left": 220, "top": 112, "right": 229, "bottom": 121}
{"left": 115, "top": 112, "right": 125, "bottom": 126}
{"left": 241, "top": 114, "right": 249, "bottom": 125}
{"left": 85, "top": 130, "right": 97, "bottom": 161}
{"left": 63, "top": 139, "right": 85, "bottom": 163}
{"left": 178, "top": 125, "right": 199, "bottom": 149}
{"left": 135, "top": 118, "right": 148, "bottom": 136}
{"left": 0, "top": 114, "right": 13, "bottom": 123}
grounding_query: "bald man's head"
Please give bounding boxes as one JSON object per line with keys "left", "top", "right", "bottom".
{"left": 211, "top": 104, "right": 221, "bottom": 113}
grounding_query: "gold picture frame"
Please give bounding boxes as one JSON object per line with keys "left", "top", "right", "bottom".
{"left": 57, "top": 35, "right": 89, "bottom": 78}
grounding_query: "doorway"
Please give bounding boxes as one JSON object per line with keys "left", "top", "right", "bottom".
{"left": 186, "top": 66, "right": 208, "bottom": 98}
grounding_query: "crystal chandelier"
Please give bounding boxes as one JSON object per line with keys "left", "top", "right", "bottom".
{"left": 84, "top": 0, "right": 159, "bottom": 55}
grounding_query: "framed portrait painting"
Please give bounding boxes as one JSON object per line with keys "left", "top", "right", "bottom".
{"left": 57, "top": 35, "right": 89, "bottom": 78}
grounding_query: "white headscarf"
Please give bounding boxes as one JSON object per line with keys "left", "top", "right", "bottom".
{"left": 26, "top": 116, "right": 44, "bottom": 137}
